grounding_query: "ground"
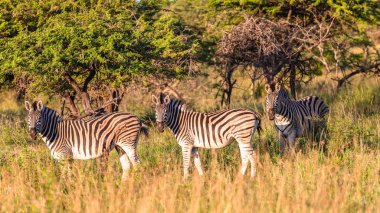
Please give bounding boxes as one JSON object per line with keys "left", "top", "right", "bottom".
{"left": 0, "top": 75, "right": 379, "bottom": 212}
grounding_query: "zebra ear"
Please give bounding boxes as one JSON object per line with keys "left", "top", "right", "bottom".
{"left": 164, "top": 95, "right": 170, "bottom": 104}
{"left": 265, "top": 84, "right": 272, "bottom": 93}
{"left": 25, "top": 101, "right": 32, "bottom": 111}
{"left": 36, "top": 101, "right": 43, "bottom": 111}
{"left": 152, "top": 95, "right": 159, "bottom": 105}
{"left": 275, "top": 83, "right": 281, "bottom": 92}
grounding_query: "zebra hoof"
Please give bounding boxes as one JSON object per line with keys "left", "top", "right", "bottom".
{"left": 250, "top": 173, "right": 256, "bottom": 180}
{"left": 183, "top": 174, "right": 190, "bottom": 181}
{"left": 121, "top": 171, "right": 129, "bottom": 181}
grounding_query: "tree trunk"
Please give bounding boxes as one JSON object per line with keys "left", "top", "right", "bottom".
{"left": 81, "top": 92, "right": 94, "bottom": 115}
{"left": 264, "top": 67, "right": 275, "bottom": 89}
{"left": 250, "top": 68, "right": 257, "bottom": 97}
{"left": 16, "top": 87, "right": 26, "bottom": 102}
{"left": 105, "top": 89, "right": 124, "bottom": 113}
{"left": 64, "top": 73, "right": 94, "bottom": 115}
{"left": 62, "top": 93, "right": 80, "bottom": 117}
{"left": 221, "top": 64, "right": 236, "bottom": 109}
{"left": 290, "top": 64, "right": 296, "bottom": 99}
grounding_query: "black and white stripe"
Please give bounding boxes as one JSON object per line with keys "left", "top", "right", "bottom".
{"left": 25, "top": 101, "right": 146, "bottom": 180}
{"left": 152, "top": 94, "right": 261, "bottom": 178}
{"left": 265, "top": 84, "right": 329, "bottom": 153}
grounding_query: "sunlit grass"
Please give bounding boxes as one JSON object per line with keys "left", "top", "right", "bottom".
{"left": 0, "top": 77, "right": 379, "bottom": 212}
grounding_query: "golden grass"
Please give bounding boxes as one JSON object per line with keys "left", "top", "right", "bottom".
{"left": 0, "top": 140, "right": 378, "bottom": 212}
{"left": 0, "top": 76, "right": 379, "bottom": 212}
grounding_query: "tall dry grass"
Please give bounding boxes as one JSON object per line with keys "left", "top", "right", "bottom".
{"left": 0, "top": 76, "right": 379, "bottom": 212}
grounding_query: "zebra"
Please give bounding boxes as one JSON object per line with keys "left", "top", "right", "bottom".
{"left": 25, "top": 100, "right": 148, "bottom": 180}
{"left": 152, "top": 93, "right": 261, "bottom": 179}
{"left": 265, "top": 83, "right": 329, "bottom": 154}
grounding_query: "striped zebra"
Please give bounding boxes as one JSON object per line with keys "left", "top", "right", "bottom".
{"left": 265, "top": 84, "right": 329, "bottom": 153}
{"left": 25, "top": 100, "right": 147, "bottom": 180}
{"left": 152, "top": 93, "right": 261, "bottom": 179}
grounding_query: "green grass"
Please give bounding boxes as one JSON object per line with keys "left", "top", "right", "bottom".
{"left": 0, "top": 76, "right": 379, "bottom": 212}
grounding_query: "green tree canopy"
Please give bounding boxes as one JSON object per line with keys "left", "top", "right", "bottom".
{"left": 0, "top": 0, "right": 200, "bottom": 115}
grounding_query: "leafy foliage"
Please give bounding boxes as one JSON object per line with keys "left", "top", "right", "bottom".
{"left": 0, "top": 0, "right": 199, "bottom": 113}
{"left": 0, "top": 0, "right": 378, "bottom": 108}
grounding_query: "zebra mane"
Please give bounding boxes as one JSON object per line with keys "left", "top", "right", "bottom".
{"left": 278, "top": 86, "right": 289, "bottom": 99}
{"left": 159, "top": 92, "right": 189, "bottom": 112}
{"left": 41, "top": 105, "right": 62, "bottom": 120}
{"left": 173, "top": 99, "right": 189, "bottom": 111}
{"left": 32, "top": 101, "right": 39, "bottom": 110}
{"left": 159, "top": 92, "right": 166, "bottom": 104}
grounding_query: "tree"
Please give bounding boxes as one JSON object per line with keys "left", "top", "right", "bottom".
{"left": 0, "top": 0, "right": 199, "bottom": 117}
{"left": 216, "top": 17, "right": 331, "bottom": 100}
{"left": 319, "top": 26, "right": 380, "bottom": 88}
{"left": 209, "top": 0, "right": 379, "bottom": 92}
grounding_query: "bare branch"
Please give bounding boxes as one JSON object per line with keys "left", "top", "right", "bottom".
{"left": 215, "top": 17, "right": 333, "bottom": 88}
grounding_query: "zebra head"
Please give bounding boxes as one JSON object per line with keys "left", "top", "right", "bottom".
{"left": 152, "top": 93, "right": 171, "bottom": 133}
{"left": 25, "top": 101, "right": 44, "bottom": 140}
{"left": 265, "top": 84, "right": 283, "bottom": 120}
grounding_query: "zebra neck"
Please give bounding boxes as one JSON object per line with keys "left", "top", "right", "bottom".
{"left": 275, "top": 99, "right": 293, "bottom": 123}
{"left": 39, "top": 108, "right": 60, "bottom": 144}
{"left": 166, "top": 102, "right": 187, "bottom": 135}
{"left": 275, "top": 114, "right": 291, "bottom": 124}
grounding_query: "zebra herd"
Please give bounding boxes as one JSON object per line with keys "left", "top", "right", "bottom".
{"left": 25, "top": 83, "right": 329, "bottom": 180}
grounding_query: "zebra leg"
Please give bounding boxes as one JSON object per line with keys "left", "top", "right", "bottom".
{"left": 288, "top": 131, "right": 297, "bottom": 155}
{"left": 55, "top": 157, "right": 73, "bottom": 181}
{"left": 182, "top": 145, "right": 192, "bottom": 179}
{"left": 116, "top": 146, "right": 130, "bottom": 181}
{"left": 62, "top": 158, "right": 74, "bottom": 180}
{"left": 53, "top": 150, "right": 73, "bottom": 180}
{"left": 278, "top": 132, "right": 286, "bottom": 154}
{"left": 67, "top": 158, "right": 73, "bottom": 178}
{"left": 124, "top": 145, "right": 140, "bottom": 166}
{"left": 118, "top": 139, "right": 140, "bottom": 166}
{"left": 248, "top": 148, "right": 257, "bottom": 178}
{"left": 99, "top": 145, "right": 110, "bottom": 174}
{"left": 238, "top": 143, "right": 251, "bottom": 176}
{"left": 191, "top": 147, "right": 203, "bottom": 176}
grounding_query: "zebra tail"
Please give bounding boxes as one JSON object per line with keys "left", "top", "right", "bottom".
{"left": 256, "top": 118, "right": 262, "bottom": 136}
{"left": 140, "top": 123, "right": 149, "bottom": 137}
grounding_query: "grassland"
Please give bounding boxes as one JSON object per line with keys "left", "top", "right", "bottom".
{"left": 0, "top": 76, "right": 379, "bottom": 212}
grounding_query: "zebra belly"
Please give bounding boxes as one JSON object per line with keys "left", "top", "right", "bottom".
{"left": 193, "top": 137, "right": 230, "bottom": 148}
{"left": 70, "top": 139, "right": 105, "bottom": 160}
{"left": 71, "top": 149, "right": 103, "bottom": 160}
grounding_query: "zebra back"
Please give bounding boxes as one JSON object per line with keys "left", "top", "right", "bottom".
{"left": 276, "top": 86, "right": 329, "bottom": 119}
{"left": 163, "top": 98, "right": 261, "bottom": 149}
{"left": 31, "top": 106, "right": 143, "bottom": 160}
{"left": 296, "top": 96, "right": 329, "bottom": 118}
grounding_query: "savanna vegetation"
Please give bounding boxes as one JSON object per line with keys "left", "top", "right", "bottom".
{"left": 0, "top": 0, "right": 379, "bottom": 212}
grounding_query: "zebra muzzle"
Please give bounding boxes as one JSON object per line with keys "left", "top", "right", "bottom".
{"left": 156, "top": 122, "right": 165, "bottom": 133}
{"left": 268, "top": 110, "right": 275, "bottom": 120}
{"left": 29, "top": 128, "right": 37, "bottom": 140}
